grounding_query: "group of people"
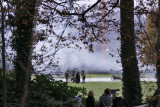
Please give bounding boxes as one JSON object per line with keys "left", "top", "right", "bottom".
{"left": 73, "top": 88, "right": 128, "bottom": 107}
{"left": 65, "top": 70, "right": 86, "bottom": 84}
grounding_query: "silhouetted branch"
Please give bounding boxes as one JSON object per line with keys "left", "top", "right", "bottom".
{"left": 96, "top": 0, "right": 119, "bottom": 24}
{"left": 41, "top": 0, "right": 102, "bottom": 22}
{"left": 137, "top": 15, "right": 155, "bottom": 52}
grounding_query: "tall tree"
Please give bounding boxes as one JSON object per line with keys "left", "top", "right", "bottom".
{"left": 156, "top": 0, "right": 160, "bottom": 89}
{"left": 120, "top": 0, "right": 142, "bottom": 106}
{"left": 0, "top": 1, "right": 6, "bottom": 107}
{"left": 11, "top": 0, "right": 36, "bottom": 103}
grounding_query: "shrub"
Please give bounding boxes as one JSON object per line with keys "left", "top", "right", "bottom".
{"left": 0, "top": 73, "right": 87, "bottom": 107}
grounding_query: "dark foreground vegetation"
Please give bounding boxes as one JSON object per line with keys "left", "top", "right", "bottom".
{"left": 0, "top": 70, "right": 86, "bottom": 107}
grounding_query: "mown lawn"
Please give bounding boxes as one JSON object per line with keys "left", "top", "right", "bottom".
{"left": 69, "top": 82, "right": 122, "bottom": 100}
{"left": 69, "top": 82, "right": 157, "bottom": 102}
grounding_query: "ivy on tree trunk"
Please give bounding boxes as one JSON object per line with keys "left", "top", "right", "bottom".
{"left": 11, "top": 0, "right": 36, "bottom": 101}
{"left": 0, "top": 1, "right": 6, "bottom": 107}
{"left": 120, "top": 0, "right": 142, "bottom": 106}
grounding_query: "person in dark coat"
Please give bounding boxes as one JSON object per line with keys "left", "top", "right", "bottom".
{"left": 86, "top": 90, "right": 95, "bottom": 107}
{"left": 81, "top": 70, "right": 86, "bottom": 84}
{"left": 65, "top": 71, "right": 69, "bottom": 83}
{"left": 99, "top": 88, "right": 112, "bottom": 107}
{"left": 76, "top": 72, "right": 80, "bottom": 83}
{"left": 112, "top": 91, "right": 128, "bottom": 107}
{"left": 71, "top": 70, "right": 76, "bottom": 83}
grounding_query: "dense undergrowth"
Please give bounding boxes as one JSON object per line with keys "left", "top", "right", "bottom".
{"left": 0, "top": 70, "right": 86, "bottom": 107}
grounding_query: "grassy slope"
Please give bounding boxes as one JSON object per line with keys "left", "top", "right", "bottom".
{"left": 69, "top": 82, "right": 157, "bottom": 102}
{"left": 69, "top": 82, "right": 122, "bottom": 100}
{"left": 32, "top": 73, "right": 157, "bottom": 101}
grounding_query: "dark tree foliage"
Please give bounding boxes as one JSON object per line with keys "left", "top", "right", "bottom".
{"left": 120, "top": 0, "right": 142, "bottom": 106}
{"left": 11, "top": 0, "right": 36, "bottom": 99}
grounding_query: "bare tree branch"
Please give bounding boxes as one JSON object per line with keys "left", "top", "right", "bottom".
{"left": 137, "top": 15, "right": 155, "bottom": 52}
{"left": 83, "top": 0, "right": 101, "bottom": 15}
{"left": 91, "top": 26, "right": 103, "bottom": 43}
{"left": 48, "top": 0, "right": 67, "bottom": 5}
{"left": 41, "top": 0, "right": 102, "bottom": 22}
{"left": 96, "top": 0, "right": 119, "bottom": 24}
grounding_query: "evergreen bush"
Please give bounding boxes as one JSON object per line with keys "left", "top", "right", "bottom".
{"left": 0, "top": 73, "right": 87, "bottom": 107}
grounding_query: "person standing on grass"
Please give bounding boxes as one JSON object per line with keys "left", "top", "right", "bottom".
{"left": 86, "top": 90, "right": 95, "bottom": 107}
{"left": 65, "top": 70, "right": 69, "bottom": 83}
{"left": 81, "top": 70, "right": 86, "bottom": 84}
{"left": 76, "top": 72, "right": 80, "bottom": 83}
{"left": 99, "top": 88, "right": 112, "bottom": 107}
{"left": 112, "top": 91, "right": 128, "bottom": 107}
{"left": 72, "top": 70, "right": 76, "bottom": 83}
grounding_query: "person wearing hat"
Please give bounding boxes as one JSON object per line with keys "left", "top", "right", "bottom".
{"left": 73, "top": 92, "right": 83, "bottom": 107}
{"left": 112, "top": 91, "right": 128, "bottom": 107}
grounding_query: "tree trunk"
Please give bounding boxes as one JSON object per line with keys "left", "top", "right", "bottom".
{"left": 120, "top": 0, "right": 142, "bottom": 106}
{"left": 60, "top": 96, "right": 63, "bottom": 107}
{"left": 0, "top": 1, "right": 6, "bottom": 107}
{"left": 12, "top": 0, "right": 36, "bottom": 104}
{"left": 158, "top": 95, "right": 160, "bottom": 107}
{"left": 156, "top": 0, "right": 160, "bottom": 90}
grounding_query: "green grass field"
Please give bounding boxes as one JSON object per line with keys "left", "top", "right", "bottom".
{"left": 69, "top": 82, "right": 122, "bottom": 100}
{"left": 69, "top": 82, "right": 157, "bottom": 102}
{"left": 32, "top": 73, "right": 157, "bottom": 102}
